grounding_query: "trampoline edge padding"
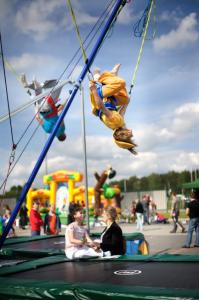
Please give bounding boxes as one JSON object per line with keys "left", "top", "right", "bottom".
{"left": 3, "top": 234, "right": 65, "bottom": 246}
{"left": 0, "top": 277, "right": 199, "bottom": 300}
{"left": 0, "top": 255, "right": 68, "bottom": 276}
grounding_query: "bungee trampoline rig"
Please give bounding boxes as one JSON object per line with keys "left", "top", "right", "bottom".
{"left": 0, "top": 1, "right": 199, "bottom": 299}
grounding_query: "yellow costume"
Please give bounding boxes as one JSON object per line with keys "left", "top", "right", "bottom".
{"left": 90, "top": 71, "right": 137, "bottom": 155}
{"left": 98, "top": 71, "right": 129, "bottom": 106}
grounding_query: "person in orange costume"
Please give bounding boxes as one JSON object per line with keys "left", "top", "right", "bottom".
{"left": 89, "top": 64, "right": 137, "bottom": 155}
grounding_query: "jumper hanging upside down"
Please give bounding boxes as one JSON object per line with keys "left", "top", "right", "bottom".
{"left": 89, "top": 64, "right": 137, "bottom": 155}
{"left": 20, "top": 74, "right": 66, "bottom": 142}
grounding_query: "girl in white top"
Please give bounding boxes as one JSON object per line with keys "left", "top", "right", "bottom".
{"left": 65, "top": 207, "right": 102, "bottom": 259}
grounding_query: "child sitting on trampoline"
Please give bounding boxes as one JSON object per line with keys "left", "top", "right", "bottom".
{"left": 65, "top": 206, "right": 103, "bottom": 259}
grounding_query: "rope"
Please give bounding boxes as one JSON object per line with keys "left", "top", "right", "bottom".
{"left": 84, "top": 0, "right": 125, "bottom": 71}
{"left": 1, "top": 146, "right": 16, "bottom": 194}
{"left": 129, "top": 0, "right": 156, "bottom": 95}
{"left": 66, "top": 0, "right": 93, "bottom": 79}
{"left": 67, "top": 1, "right": 115, "bottom": 78}
{"left": 0, "top": 123, "right": 40, "bottom": 192}
{"left": 0, "top": 30, "right": 18, "bottom": 194}
{"left": 0, "top": 30, "right": 16, "bottom": 147}
{"left": 0, "top": 55, "right": 21, "bottom": 83}
{"left": 67, "top": 0, "right": 87, "bottom": 63}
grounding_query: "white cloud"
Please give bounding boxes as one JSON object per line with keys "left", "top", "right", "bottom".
{"left": 158, "top": 9, "right": 182, "bottom": 24}
{"left": 173, "top": 101, "right": 199, "bottom": 133}
{"left": 69, "top": 10, "right": 98, "bottom": 27}
{"left": 9, "top": 53, "right": 62, "bottom": 73}
{"left": 175, "top": 101, "right": 199, "bottom": 115}
{"left": 0, "top": 0, "right": 10, "bottom": 21}
{"left": 153, "top": 13, "right": 198, "bottom": 51}
{"left": 14, "top": 0, "right": 98, "bottom": 41}
{"left": 15, "top": 0, "right": 63, "bottom": 41}
{"left": 133, "top": 99, "right": 199, "bottom": 152}
{"left": 170, "top": 152, "right": 199, "bottom": 171}
{"left": 1, "top": 131, "right": 199, "bottom": 192}
{"left": 117, "top": 5, "right": 135, "bottom": 25}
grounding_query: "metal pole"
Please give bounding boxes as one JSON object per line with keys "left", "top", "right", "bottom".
{"left": 44, "top": 133, "right": 48, "bottom": 175}
{"left": 0, "top": 0, "right": 126, "bottom": 248}
{"left": 124, "top": 179, "right": 127, "bottom": 193}
{"left": 80, "top": 86, "right": 90, "bottom": 233}
{"left": 194, "top": 169, "right": 197, "bottom": 181}
{"left": 190, "top": 168, "right": 193, "bottom": 182}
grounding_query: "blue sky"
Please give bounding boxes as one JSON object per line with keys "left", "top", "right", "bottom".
{"left": 0, "top": 0, "right": 199, "bottom": 190}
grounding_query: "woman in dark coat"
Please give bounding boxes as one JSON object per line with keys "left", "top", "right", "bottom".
{"left": 100, "top": 206, "right": 124, "bottom": 255}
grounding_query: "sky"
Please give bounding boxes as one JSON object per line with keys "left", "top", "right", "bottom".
{"left": 0, "top": 0, "right": 199, "bottom": 191}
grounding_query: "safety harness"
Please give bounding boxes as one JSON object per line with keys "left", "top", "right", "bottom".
{"left": 40, "top": 96, "right": 58, "bottom": 119}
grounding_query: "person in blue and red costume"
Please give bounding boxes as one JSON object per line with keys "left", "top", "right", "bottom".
{"left": 89, "top": 64, "right": 137, "bottom": 155}
{"left": 20, "top": 74, "right": 66, "bottom": 142}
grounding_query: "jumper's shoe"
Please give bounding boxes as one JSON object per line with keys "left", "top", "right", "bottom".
{"left": 128, "top": 147, "right": 138, "bottom": 155}
{"left": 110, "top": 63, "right": 121, "bottom": 76}
{"left": 93, "top": 68, "right": 101, "bottom": 81}
{"left": 20, "top": 73, "right": 29, "bottom": 88}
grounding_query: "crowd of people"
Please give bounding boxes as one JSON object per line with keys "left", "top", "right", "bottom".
{"left": 0, "top": 189, "right": 198, "bottom": 257}
{"left": 122, "top": 195, "right": 164, "bottom": 231}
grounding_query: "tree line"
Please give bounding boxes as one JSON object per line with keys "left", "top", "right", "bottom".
{"left": 0, "top": 185, "right": 23, "bottom": 199}
{"left": 0, "top": 169, "right": 198, "bottom": 198}
{"left": 111, "top": 170, "right": 199, "bottom": 193}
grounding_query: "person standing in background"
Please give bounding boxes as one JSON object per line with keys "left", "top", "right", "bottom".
{"left": 183, "top": 191, "right": 199, "bottom": 248}
{"left": 135, "top": 200, "right": 144, "bottom": 232}
{"left": 29, "top": 200, "right": 43, "bottom": 236}
{"left": 170, "top": 192, "right": 186, "bottom": 233}
{"left": 142, "top": 195, "right": 150, "bottom": 225}
{"left": 19, "top": 202, "right": 28, "bottom": 230}
{"left": 131, "top": 200, "right": 137, "bottom": 223}
{"left": 44, "top": 204, "right": 61, "bottom": 235}
{"left": 3, "top": 206, "right": 16, "bottom": 237}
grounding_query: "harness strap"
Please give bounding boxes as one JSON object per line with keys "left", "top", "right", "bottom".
{"left": 41, "top": 96, "right": 58, "bottom": 119}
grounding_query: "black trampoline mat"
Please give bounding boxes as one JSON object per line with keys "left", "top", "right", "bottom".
{"left": 3, "top": 236, "right": 65, "bottom": 250}
{"left": 10, "top": 261, "right": 199, "bottom": 290}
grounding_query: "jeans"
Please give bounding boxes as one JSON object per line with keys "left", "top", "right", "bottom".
{"left": 185, "top": 217, "right": 199, "bottom": 247}
{"left": 136, "top": 213, "right": 143, "bottom": 231}
{"left": 31, "top": 230, "right": 40, "bottom": 236}
{"left": 171, "top": 215, "right": 185, "bottom": 232}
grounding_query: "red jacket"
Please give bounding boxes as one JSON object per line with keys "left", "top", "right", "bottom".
{"left": 30, "top": 209, "right": 43, "bottom": 231}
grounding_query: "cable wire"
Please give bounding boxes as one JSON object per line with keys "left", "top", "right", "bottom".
{"left": 0, "top": 30, "right": 16, "bottom": 148}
